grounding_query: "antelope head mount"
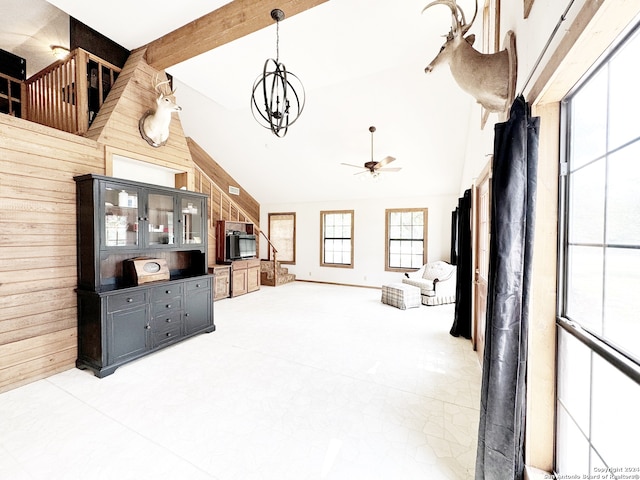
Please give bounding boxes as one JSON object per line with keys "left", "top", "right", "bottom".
{"left": 423, "top": 0, "right": 517, "bottom": 114}
{"left": 139, "top": 75, "right": 182, "bottom": 147}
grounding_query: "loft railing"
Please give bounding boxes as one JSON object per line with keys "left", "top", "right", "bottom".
{"left": 24, "top": 48, "right": 121, "bottom": 135}
{"left": 193, "top": 164, "right": 278, "bottom": 282}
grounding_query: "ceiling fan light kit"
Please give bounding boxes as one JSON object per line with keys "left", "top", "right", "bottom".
{"left": 250, "top": 8, "right": 305, "bottom": 138}
{"left": 341, "top": 126, "right": 401, "bottom": 179}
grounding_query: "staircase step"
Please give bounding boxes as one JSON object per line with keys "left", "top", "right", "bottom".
{"left": 260, "top": 269, "right": 296, "bottom": 287}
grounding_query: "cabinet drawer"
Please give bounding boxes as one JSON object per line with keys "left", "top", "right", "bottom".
{"left": 232, "top": 260, "right": 248, "bottom": 270}
{"left": 151, "top": 311, "right": 182, "bottom": 332}
{"left": 186, "top": 277, "right": 210, "bottom": 292}
{"left": 212, "top": 266, "right": 230, "bottom": 278}
{"left": 152, "top": 323, "right": 182, "bottom": 348}
{"left": 151, "top": 297, "right": 182, "bottom": 315}
{"left": 246, "top": 258, "right": 260, "bottom": 269}
{"left": 107, "top": 291, "right": 147, "bottom": 313}
{"left": 150, "top": 283, "right": 183, "bottom": 301}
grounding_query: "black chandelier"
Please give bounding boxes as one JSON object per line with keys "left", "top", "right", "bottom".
{"left": 250, "top": 9, "right": 305, "bottom": 137}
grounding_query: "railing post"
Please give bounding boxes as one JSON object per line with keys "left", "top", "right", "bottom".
{"left": 75, "top": 49, "right": 89, "bottom": 134}
{"left": 273, "top": 251, "right": 277, "bottom": 286}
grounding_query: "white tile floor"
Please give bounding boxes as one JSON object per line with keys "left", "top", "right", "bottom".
{"left": 0, "top": 282, "right": 481, "bottom": 480}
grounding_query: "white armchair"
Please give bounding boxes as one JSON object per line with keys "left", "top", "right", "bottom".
{"left": 402, "top": 260, "right": 457, "bottom": 306}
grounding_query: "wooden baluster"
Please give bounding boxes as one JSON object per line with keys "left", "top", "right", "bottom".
{"left": 70, "top": 55, "right": 77, "bottom": 133}
{"left": 273, "top": 251, "right": 277, "bottom": 286}
{"left": 54, "top": 64, "right": 61, "bottom": 131}
{"left": 64, "top": 57, "right": 71, "bottom": 132}
{"left": 45, "top": 71, "right": 51, "bottom": 126}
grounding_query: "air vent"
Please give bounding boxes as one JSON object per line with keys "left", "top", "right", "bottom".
{"left": 228, "top": 186, "right": 240, "bottom": 196}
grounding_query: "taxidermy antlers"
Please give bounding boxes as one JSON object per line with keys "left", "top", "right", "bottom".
{"left": 139, "top": 74, "right": 182, "bottom": 147}
{"left": 423, "top": 0, "right": 516, "bottom": 113}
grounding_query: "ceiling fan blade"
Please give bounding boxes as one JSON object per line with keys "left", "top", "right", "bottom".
{"left": 341, "top": 162, "right": 366, "bottom": 169}
{"left": 353, "top": 170, "right": 368, "bottom": 176}
{"left": 378, "top": 167, "right": 402, "bottom": 172}
{"left": 374, "top": 156, "right": 396, "bottom": 169}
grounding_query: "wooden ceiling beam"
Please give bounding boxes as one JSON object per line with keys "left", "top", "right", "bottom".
{"left": 145, "top": 0, "right": 330, "bottom": 70}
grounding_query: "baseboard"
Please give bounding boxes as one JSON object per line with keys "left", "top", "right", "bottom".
{"left": 294, "top": 279, "right": 381, "bottom": 290}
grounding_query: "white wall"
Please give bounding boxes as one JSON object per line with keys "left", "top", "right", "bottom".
{"left": 112, "top": 155, "right": 181, "bottom": 187}
{"left": 261, "top": 194, "right": 458, "bottom": 288}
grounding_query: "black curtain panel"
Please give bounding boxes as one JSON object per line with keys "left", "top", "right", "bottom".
{"left": 475, "top": 95, "right": 539, "bottom": 480}
{"left": 450, "top": 189, "right": 472, "bottom": 339}
{"left": 450, "top": 208, "right": 459, "bottom": 265}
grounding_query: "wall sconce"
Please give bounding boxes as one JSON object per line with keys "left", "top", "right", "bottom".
{"left": 51, "top": 45, "right": 70, "bottom": 61}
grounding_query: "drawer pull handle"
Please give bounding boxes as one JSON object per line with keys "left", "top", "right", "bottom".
{"left": 166, "top": 304, "right": 172, "bottom": 308}
{"left": 166, "top": 318, "right": 172, "bottom": 323}
{"left": 166, "top": 290, "right": 171, "bottom": 294}
{"left": 166, "top": 332, "right": 172, "bottom": 337}
{"left": 185, "top": 313, "right": 190, "bottom": 317}
{"left": 196, "top": 284, "right": 201, "bottom": 288}
{"left": 127, "top": 298, "right": 133, "bottom": 303}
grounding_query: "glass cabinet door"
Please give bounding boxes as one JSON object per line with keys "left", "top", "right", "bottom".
{"left": 103, "top": 185, "right": 139, "bottom": 248}
{"left": 148, "top": 193, "right": 175, "bottom": 246}
{"left": 180, "top": 197, "right": 204, "bottom": 245}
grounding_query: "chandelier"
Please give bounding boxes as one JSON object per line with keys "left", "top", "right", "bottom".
{"left": 250, "top": 9, "right": 305, "bottom": 137}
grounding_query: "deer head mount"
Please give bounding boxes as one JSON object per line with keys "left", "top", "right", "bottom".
{"left": 138, "top": 75, "right": 182, "bottom": 147}
{"left": 423, "top": 0, "right": 517, "bottom": 114}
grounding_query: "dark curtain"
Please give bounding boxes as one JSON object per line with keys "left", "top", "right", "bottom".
{"left": 450, "top": 208, "right": 459, "bottom": 265}
{"left": 450, "top": 189, "right": 472, "bottom": 339}
{"left": 475, "top": 95, "right": 539, "bottom": 480}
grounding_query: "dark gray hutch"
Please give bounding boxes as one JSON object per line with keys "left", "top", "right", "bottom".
{"left": 74, "top": 174, "right": 214, "bottom": 377}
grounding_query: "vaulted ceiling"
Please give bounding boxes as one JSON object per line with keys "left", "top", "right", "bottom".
{"left": 3, "top": 0, "right": 480, "bottom": 204}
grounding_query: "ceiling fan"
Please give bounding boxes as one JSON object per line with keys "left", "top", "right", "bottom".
{"left": 341, "top": 126, "right": 401, "bottom": 177}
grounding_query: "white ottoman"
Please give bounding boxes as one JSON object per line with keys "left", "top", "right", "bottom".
{"left": 381, "top": 282, "right": 421, "bottom": 310}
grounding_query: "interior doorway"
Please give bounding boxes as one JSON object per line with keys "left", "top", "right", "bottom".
{"left": 473, "top": 161, "right": 492, "bottom": 365}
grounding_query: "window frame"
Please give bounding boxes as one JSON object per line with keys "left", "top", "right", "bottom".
{"left": 558, "top": 22, "right": 640, "bottom": 368}
{"left": 320, "top": 210, "right": 354, "bottom": 268}
{"left": 384, "top": 208, "right": 428, "bottom": 272}
{"left": 555, "top": 20, "right": 640, "bottom": 477}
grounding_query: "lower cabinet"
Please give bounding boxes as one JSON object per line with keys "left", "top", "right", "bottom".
{"left": 230, "top": 259, "right": 260, "bottom": 297}
{"left": 77, "top": 275, "right": 214, "bottom": 378}
{"left": 108, "top": 304, "right": 149, "bottom": 364}
{"left": 211, "top": 265, "right": 231, "bottom": 301}
{"left": 247, "top": 260, "right": 260, "bottom": 293}
{"left": 231, "top": 265, "right": 248, "bottom": 297}
{"left": 184, "top": 279, "right": 212, "bottom": 334}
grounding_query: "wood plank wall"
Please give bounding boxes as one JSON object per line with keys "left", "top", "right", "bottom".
{"left": 0, "top": 47, "right": 261, "bottom": 393}
{"left": 0, "top": 114, "right": 103, "bottom": 393}
{"left": 86, "top": 48, "right": 194, "bottom": 179}
{"left": 189, "top": 138, "right": 261, "bottom": 264}
{"left": 188, "top": 138, "right": 260, "bottom": 222}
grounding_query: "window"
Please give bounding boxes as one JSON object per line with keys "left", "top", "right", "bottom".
{"left": 385, "top": 208, "right": 428, "bottom": 271}
{"left": 268, "top": 212, "right": 295, "bottom": 263}
{"left": 556, "top": 23, "right": 640, "bottom": 477}
{"left": 320, "top": 210, "right": 353, "bottom": 268}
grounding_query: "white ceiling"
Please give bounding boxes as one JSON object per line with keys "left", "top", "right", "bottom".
{"left": 3, "top": 0, "right": 481, "bottom": 204}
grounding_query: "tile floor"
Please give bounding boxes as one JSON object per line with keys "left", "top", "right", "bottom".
{"left": 0, "top": 282, "right": 481, "bottom": 480}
